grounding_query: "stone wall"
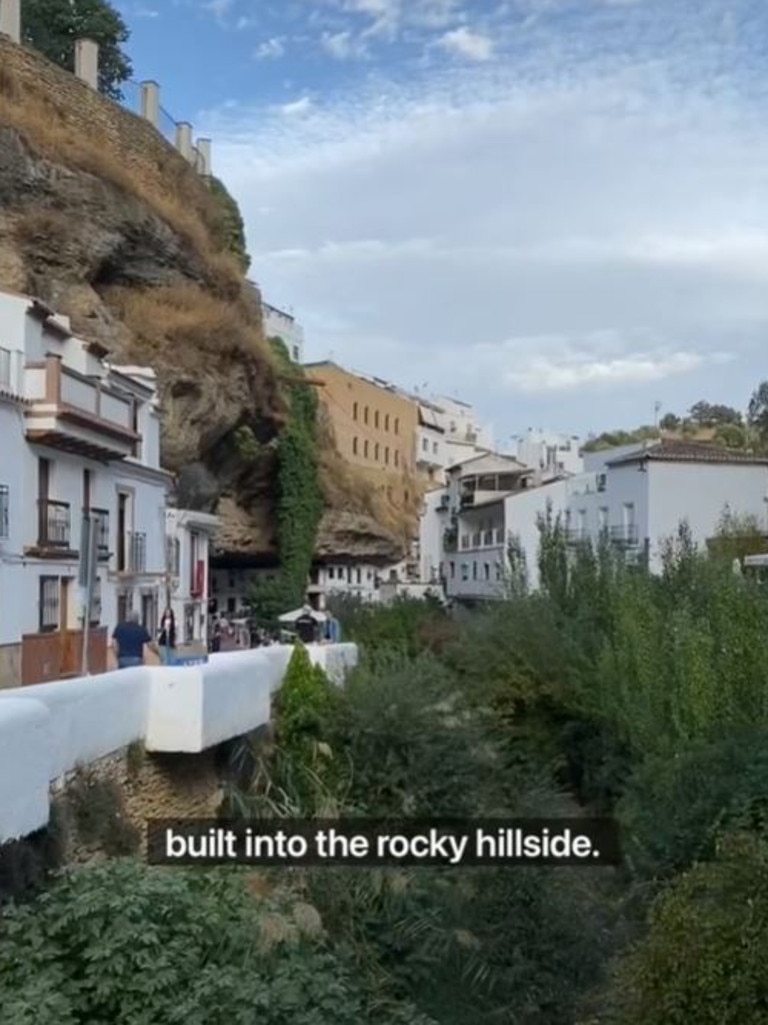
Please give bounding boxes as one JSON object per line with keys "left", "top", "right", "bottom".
{"left": 54, "top": 743, "right": 225, "bottom": 862}
{"left": 0, "top": 34, "right": 212, "bottom": 218}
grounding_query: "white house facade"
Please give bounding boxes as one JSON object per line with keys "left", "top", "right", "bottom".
{"left": 0, "top": 289, "right": 171, "bottom": 687}
{"left": 514, "top": 428, "right": 583, "bottom": 477}
{"left": 165, "top": 508, "right": 220, "bottom": 646}
{"left": 262, "top": 302, "right": 304, "bottom": 364}
{"left": 418, "top": 439, "right": 768, "bottom": 602}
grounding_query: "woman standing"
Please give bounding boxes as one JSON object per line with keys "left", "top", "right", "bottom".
{"left": 158, "top": 608, "right": 176, "bottom": 663}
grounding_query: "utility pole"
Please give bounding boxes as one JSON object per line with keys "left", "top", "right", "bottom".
{"left": 78, "top": 513, "right": 98, "bottom": 676}
{"left": 654, "top": 401, "right": 662, "bottom": 431}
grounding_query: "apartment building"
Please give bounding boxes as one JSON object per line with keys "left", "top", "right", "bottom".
{"left": 262, "top": 302, "right": 304, "bottom": 364}
{"left": 304, "top": 361, "right": 421, "bottom": 511}
{"left": 422, "top": 438, "right": 768, "bottom": 602}
{"left": 0, "top": 289, "right": 171, "bottom": 687}
{"left": 165, "top": 507, "right": 220, "bottom": 646}
{"left": 514, "top": 428, "right": 583, "bottom": 477}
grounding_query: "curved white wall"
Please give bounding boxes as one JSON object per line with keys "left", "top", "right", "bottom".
{"left": 0, "top": 642, "right": 358, "bottom": 843}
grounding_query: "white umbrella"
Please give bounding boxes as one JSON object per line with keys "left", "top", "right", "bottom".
{"left": 278, "top": 606, "right": 328, "bottom": 624}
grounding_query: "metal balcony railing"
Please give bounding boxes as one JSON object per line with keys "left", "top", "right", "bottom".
{"left": 38, "top": 500, "right": 71, "bottom": 548}
{"left": 118, "top": 530, "right": 147, "bottom": 572}
{"left": 609, "top": 524, "right": 639, "bottom": 546}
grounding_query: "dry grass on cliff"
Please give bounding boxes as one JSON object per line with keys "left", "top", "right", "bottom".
{"left": 0, "top": 56, "right": 242, "bottom": 297}
{"left": 104, "top": 283, "right": 275, "bottom": 368}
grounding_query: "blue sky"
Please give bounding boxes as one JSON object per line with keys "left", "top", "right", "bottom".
{"left": 116, "top": 0, "right": 768, "bottom": 446}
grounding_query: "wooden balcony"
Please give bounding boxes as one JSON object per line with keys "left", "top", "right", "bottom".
{"left": 24, "top": 356, "right": 139, "bottom": 461}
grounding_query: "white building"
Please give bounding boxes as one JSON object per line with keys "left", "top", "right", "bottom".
{"left": 165, "top": 508, "right": 220, "bottom": 646}
{"left": 432, "top": 394, "right": 495, "bottom": 453}
{"left": 420, "top": 439, "right": 768, "bottom": 601}
{"left": 514, "top": 428, "right": 583, "bottom": 477}
{"left": 0, "top": 289, "right": 172, "bottom": 687}
{"left": 262, "top": 302, "right": 304, "bottom": 364}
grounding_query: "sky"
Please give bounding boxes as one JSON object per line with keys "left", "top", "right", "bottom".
{"left": 116, "top": 0, "right": 768, "bottom": 444}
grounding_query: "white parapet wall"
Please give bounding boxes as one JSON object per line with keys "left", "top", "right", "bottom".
{"left": 0, "top": 642, "right": 358, "bottom": 843}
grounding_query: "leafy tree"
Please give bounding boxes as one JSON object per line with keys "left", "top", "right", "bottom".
{"left": 713, "top": 421, "right": 746, "bottom": 448}
{"left": 22, "top": 0, "right": 133, "bottom": 100}
{"left": 208, "top": 176, "right": 250, "bottom": 272}
{"left": 687, "top": 401, "right": 742, "bottom": 427}
{"left": 658, "top": 412, "right": 680, "bottom": 431}
{"left": 748, "top": 380, "right": 768, "bottom": 439}
{"left": 607, "top": 832, "right": 768, "bottom": 1025}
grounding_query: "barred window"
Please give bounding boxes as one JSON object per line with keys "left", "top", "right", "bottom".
{"left": 39, "top": 576, "right": 60, "bottom": 632}
{"left": 89, "top": 577, "right": 102, "bottom": 625}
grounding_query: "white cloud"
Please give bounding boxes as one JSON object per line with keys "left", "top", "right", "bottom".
{"left": 201, "top": 0, "right": 232, "bottom": 21}
{"left": 320, "top": 30, "right": 367, "bottom": 59}
{"left": 202, "top": 0, "right": 768, "bottom": 434}
{"left": 436, "top": 26, "right": 493, "bottom": 61}
{"left": 255, "top": 37, "right": 286, "bottom": 59}
{"left": 279, "top": 96, "right": 314, "bottom": 116}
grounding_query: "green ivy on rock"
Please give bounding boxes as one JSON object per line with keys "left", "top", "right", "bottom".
{"left": 250, "top": 339, "right": 323, "bottom": 623}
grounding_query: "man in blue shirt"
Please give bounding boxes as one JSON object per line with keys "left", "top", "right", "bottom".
{"left": 112, "top": 610, "right": 156, "bottom": 669}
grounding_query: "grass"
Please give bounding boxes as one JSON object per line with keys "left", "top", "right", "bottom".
{"left": 0, "top": 45, "right": 242, "bottom": 297}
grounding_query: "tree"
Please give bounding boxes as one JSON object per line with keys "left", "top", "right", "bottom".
{"left": 687, "top": 401, "right": 742, "bottom": 428}
{"left": 659, "top": 412, "right": 680, "bottom": 431}
{"left": 22, "top": 0, "right": 133, "bottom": 101}
{"left": 748, "top": 381, "right": 768, "bottom": 439}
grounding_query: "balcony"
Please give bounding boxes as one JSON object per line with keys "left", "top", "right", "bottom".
{"left": 37, "top": 499, "right": 72, "bottom": 551}
{"left": 609, "top": 524, "right": 639, "bottom": 547}
{"left": 24, "top": 356, "right": 139, "bottom": 462}
{"left": 566, "top": 528, "right": 591, "bottom": 546}
{"left": 117, "top": 531, "right": 147, "bottom": 574}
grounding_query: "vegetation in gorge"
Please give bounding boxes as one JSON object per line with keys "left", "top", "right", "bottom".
{"left": 208, "top": 176, "right": 251, "bottom": 272}
{"left": 249, "top": 339, "right": 323, "bottom": 623}
{"left": 3, "top": 514, "right": 768, "bottom": 1022}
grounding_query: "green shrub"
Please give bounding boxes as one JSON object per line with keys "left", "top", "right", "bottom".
{"left": 0, "top": 860, "right": 431, "bottom": 1025}
{"left": 606, "top": 832, "right": 768, "bottom": 1025}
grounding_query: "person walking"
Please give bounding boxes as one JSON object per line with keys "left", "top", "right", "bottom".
{"left": 294, "top": 605, "right": 318, "bottom": 644}
{"left": 112, "top": 610, "right": 157, "bottom": 669}
{"left": 209, "top": 617, "right": 222, "bottom": 653}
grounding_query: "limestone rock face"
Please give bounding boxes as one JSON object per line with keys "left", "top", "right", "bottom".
{"left": 0, "top": 35, "right": 407, "bottom": 562}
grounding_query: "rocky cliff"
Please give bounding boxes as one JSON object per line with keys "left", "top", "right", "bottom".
{"left": 0, "top": 36, "right": 403, "bottom": 563}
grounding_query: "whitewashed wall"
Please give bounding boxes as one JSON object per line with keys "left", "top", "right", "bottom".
{"left": 0, "top": 642, "right": 358, "bottom": 843}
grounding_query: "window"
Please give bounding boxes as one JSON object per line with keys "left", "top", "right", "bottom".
{"left": 394, "top": 417, "right": 400, "bottom": 434}
{"left": 374, "top": 410, "right": 379, "bottom": 428}
{"left": 394, "top": 450, "right": 399, "bottom": 467}
{"left": 141, "top": 592, "right": 156, "bottom": 634}
{"left": 461, "top": 563, "right": 469, "bottom": 581}
{"left": 450, "top": 561, "right": 455, "bottom": 578}
{"left": 385, "top": 447, "right": 389, "bottom": 464}
{"left": 352, "top": 436, "right": 358, "bottom": 455}
{"left": 211, "top": 575, "right": 219, "bottom": 593}
{"left": 117, "top": 592, "right": 130, "bottom": 624}
{"left": 227, "top": 597, "right": 236, "bottom": 613}
{"left": 374, "top": 443, "right": 379, "bottom": 460}
{"left": 484, "top": 563, "right": 490, "bottom": 580}
{"left": 39, "top": 576, "right": 59, "bottom": 632}
{"left": 433, "top": 442, "right": 438, "bottom": 454}
{"left": 356, "top": 568, "right": 362, "bottom": 584}
{"left": 328, "top": 566, "right": 334, "bottom": 579}
{"left": 292, "top": 345, "right": 300, "bottom": 361}
{"left": 364, "top": 406, "right": 369, "bottom": 424}
{"left": 496, "top": 562, "right": 503, "bottom": 581}
{"left": 422, "top": 437, "right": 429, "bottom": 451}
{"left": 89, "top": 576, "right": 102, "bottom": 625}
{"left": 598, "top": 507, "right": 608, "bottom": 531}
{"left": 353, "top": 402, "right": 358, "bottom": 421}
{"left": 385, "top": 413, "right": 390, "bottom": 430}
{"left": 472, "top": 562, "right": 478, "bottom": 580}
{"left": 364, "top": 440, "right": 369, "bottom": 458}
